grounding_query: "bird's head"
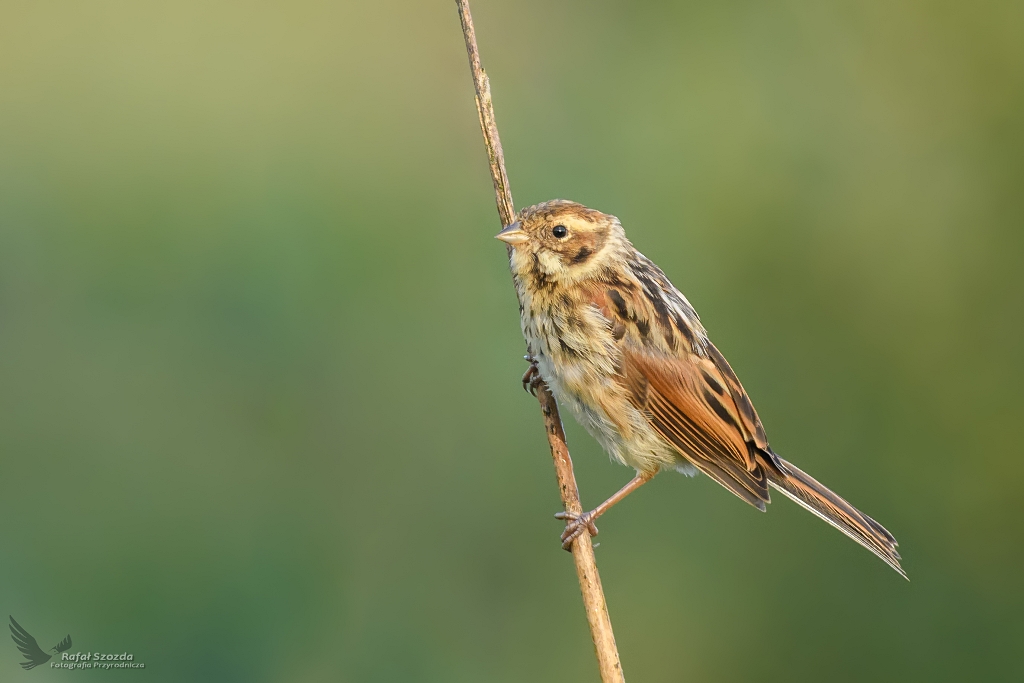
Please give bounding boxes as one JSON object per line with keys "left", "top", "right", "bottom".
{"left": 496, "top": 200, "right": 629, "bottom": 285}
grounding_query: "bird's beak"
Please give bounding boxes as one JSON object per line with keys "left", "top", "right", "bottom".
{"left": 495, "top": 222, "right": 529, "bottom": 245}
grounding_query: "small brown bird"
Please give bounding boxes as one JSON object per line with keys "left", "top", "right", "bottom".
{"left": 497, "top": 199, "right": 904, "bottom": 577}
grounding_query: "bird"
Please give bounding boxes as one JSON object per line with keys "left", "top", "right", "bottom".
{"left": 496, "top": 199, "right": 904, "bottom": 578}
{"left": 9, "top": 616, "right": 72, "bottom": 670}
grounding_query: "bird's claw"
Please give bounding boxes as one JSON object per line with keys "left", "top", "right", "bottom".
{"left": 522, "top": 356, "right": 544, "bottom": 395}
{"left": 555, "top": 509, "right": 599, "bottom": 551}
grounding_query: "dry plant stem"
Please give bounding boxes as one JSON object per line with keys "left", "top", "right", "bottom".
{"left": 538, "top": 386, "right": 625, "bottom": 683}
{"left": 455, "top": 0, "right": 514, "bottom": 226}
{"left": 455, "top": 2, "right": 625, "bottom": 682}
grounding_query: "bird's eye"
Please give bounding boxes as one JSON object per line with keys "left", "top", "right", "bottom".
{"left": 552, "top": 225, "right": 568, "bottom": 239}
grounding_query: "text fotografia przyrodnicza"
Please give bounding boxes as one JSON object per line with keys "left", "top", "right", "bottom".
{"left": 51, "top": 652, "right": 145, "bottom": 669}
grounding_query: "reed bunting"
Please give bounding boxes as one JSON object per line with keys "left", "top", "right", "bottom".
{"left": 497, "top": 200, "right": 904, "bottom": 577}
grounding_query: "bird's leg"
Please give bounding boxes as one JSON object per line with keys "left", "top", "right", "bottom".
{"left": 522, "top": 354, "right": 544, "bottom": 395}
{"left": 555, "top": 470, "right": 656, "bottom": 550}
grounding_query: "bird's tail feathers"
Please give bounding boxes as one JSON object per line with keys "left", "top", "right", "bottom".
{"left": 765, "top": 454, "right": 906, "bottom": 579}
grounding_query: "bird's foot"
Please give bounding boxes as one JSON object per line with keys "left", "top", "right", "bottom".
{"left": 522, "top": 355, "right": 545, "bottom": 395}
{"left": 554, "top": 509, "right": 599, "bottom": 550}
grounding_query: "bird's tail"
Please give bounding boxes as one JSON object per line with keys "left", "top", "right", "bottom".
{"left": 765, "top": 454, "right": 906, "bottom": 579}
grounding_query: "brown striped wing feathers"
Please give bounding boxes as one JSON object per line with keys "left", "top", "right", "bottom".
{"left": 621, "top": 346, "right": 771, "bottom": 510}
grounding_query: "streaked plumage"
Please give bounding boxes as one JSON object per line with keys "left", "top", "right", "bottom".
{"left": 497, "top": 200, "right": 904, "bottom": 577}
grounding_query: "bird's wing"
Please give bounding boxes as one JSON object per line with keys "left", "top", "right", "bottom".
{"left": 587, "top": 278, "right": 776, "bottom": 509}
{"left": 586, "top": 264, "right": 906, "bottom": 575}
{"left": 702, "top": 342, "right": 770, "bottom": 451}
{"left": 9, "top": 616, "right": 52, "bottom": 670}
{"left": 620, "top": 344, "right": 772, "bottom": 509}
{"left": 54, "top": 634, "right": 73, "bottom": 653}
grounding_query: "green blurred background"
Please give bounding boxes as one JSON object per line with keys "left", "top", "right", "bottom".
{"left": 1, "top": 1, "right": 1022, "bottom": 681}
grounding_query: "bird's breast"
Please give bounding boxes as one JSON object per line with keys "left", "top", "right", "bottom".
{"left": 520, "top": 292, "right": 636, "bottom": 455}
{"left": 518, "top": 286, "right": 680, "bottom": 473}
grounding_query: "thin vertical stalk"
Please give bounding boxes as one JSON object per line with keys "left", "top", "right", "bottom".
{"left": 455, "top": 3, "right": 625, "bottom": 681}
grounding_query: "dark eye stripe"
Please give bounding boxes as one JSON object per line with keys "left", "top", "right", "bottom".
{"left": 571, "top": 247, "right": 592, "bottom": 264}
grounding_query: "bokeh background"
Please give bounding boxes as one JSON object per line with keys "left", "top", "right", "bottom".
{"left": 1, "top": 1, "right": 1022, "bottom": 681}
